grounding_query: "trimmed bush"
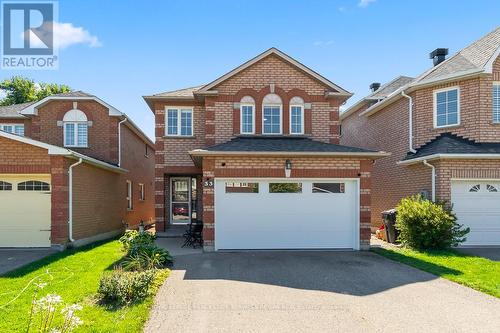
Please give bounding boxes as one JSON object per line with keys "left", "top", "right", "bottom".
{"left": 98, "top": 269, "right": 156, "bottom": 306}
{"left": 395, "top": 195, "right": 469, "bottom": 249}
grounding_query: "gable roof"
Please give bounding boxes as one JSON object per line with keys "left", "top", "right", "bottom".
{"left": 399, "top": 132, "right": 500, "bottom": 164}
{"left": 341, "top": 76, "right": 414, "bottom": 120}
{"left": 0, "top": 102, "right": 32, "bottom": 119}
{"left": 354, "top": 27, "right": 500, "bottom": 118}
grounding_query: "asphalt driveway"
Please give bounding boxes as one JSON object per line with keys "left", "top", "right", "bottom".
{"left": 456, "top": 247, "right": 500, "bottom": 261}
{"left": 0, "top": 248, "right": 56, "bottom": 275}
{"left": 145, "top": 251, "right": 500, "bottom": 333}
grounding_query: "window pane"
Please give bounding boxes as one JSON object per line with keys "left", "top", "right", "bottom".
{"left": 0, "top": 181, "right": 12, "bottom": 191}
{"left": 14, "top": 125, "right": 24, "bottom": 136}
{"left": 241, "top": 105, "right": 254, "bottom": 133}
{"left": 312, "top": 183, "right": 345, "bottom": 193}
{"left": 2, "top": 125, "right": 13, "bottom": 133}
{"left": 172, "top": 203, "right": 190, "bottom": 221}
{"left": 436, "top": 91, "right": 447, "bottom": 104}
{"left": 291, "top": 106, "right": 302, "bottom": 134}
{"left": 65, "top": 123, "right": 75, "bottom": 146}
{"left": 435, "top": 89, "right": 459, "bottom": 126}
{"left": 269, "top": 183, "right": 302, "bottom": 193}
{"left": 77, "top": 123, "right": 88, "bottom": 146}
{"left": 437, "top": 115, "right": 447, "bottom": 127}
{"left": 447, "top": 89, "right": 458, "bottom": 101}
{"left": 447, "top": 112, "right": 458, "bottom": 125}
{"left": 436, "top": 103, "right": 447, "bottom": 116}
{"left": 263, "top": 106, "right": 281, "bottom": 134}
{"left": 17, "top": 181, "right": 50, "bottom": 191}
{"left": 167, "top": 109, "right": 178, "bottom": 135}
{"left": 225, "top": 182, "right": 259, "bottom": 193}
{"left": 493, "top": 85, "right": 500, "bottom": 123}
{"left": 180, "top": 109, "right": 192, "bottom": 136}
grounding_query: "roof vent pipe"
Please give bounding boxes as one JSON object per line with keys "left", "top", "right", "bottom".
{"left": 370, "top": 82, "right": 381, "bottom": 92}
{"left": 429, "top": 48, "right": 448, "bottom": 66}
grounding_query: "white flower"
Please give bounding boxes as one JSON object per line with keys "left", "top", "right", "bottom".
{"left": 35, "top": 282, "right": 48, "bottom": 289}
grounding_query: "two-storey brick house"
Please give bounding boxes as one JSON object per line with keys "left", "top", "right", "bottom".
{"left": 0, "top": 91, "right": 155, "bottom": 249}
{"left": 145, "top": 48, "right": 388, "bottom": 251}
{"left": 341, "top": 27, "right": 500, "bottom": 246}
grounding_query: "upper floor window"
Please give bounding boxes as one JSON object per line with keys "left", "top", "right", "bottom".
{"left": 434, "top": 87, "right": 459, "bottom": 128}
{"left": 262, "top": 94, "right": 282, "bottom": 134}
{"left": 0, "top": 124, "right": 24, "bottom": 136}
{"left": 289, "top": 97, "right": 304, "bottom": 135}
{"left": 240, "top": 96, "right": 255, "bottom": 134}
{"left": 166, "top": 107, "right": 193, "bottom": 136}
{"left": 63, "top": 109, "right": 88, "bottom": 147}
{"left": 493, "top": 83, "right": 500, "bottom": 123}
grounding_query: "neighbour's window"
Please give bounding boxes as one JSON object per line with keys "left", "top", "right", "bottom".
{"left": 225, "top": 182, "right": 259, "bottom": 193}
{"left": 434, "top": 88, "right": 459, "bottom": 127}
{"left": 139, "top": 183, "right": 145, "bottom": 201}
{"left": 166, "top": 107, "right": 193, "bottom": 136}
{"left": 0, "top": 181, "right": 12, "bottom": 191}
{"left": 0, "top": 124, "right": 24, "bottom": 136}
{"left": 312, "top": 183, "right": 345, "bottom": 193}
{"left": 289, "top": 96, "right": 304, "bottom": 135}
{"left": 126, "top": 180, "right": 133, "bottom": 210}
{"left": 493, "top": 83, "right": 500, "bottom": 123}
{"left": 269, "top": 183, "right": 302, "bottom": 193}
{"left": 262, "top": 94, "right": 282, "bottom": 134}
{"left": 18, "top": 180, "right": 50, "bottom": 191}
{"left": 63, "top": 109, "right": 88, "bottom": 147}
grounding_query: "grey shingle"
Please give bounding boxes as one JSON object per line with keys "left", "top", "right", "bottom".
{"left": 0, "top": 102, "right": 32, "bottom": 119}
{"left": 368, "top": 76, "right": 415, "bottom": 99}
{"left": 147, "top": 85, "right": 204, "bottom": 98}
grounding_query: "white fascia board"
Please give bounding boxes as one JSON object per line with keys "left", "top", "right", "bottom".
{"left": 19, "top": 96, "right": 123, "bottom": 117}
{"left": 398, "top": 153, "right": 500, "bottom": 165}
{"left": 68, "top": 151, "right": 128, "bottom": 173}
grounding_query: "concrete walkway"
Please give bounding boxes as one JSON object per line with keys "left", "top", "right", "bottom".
{"left": 0, "top": 248, "right": 56, "bottom": 275}
{"left": 145, "top": 250, "right": 500, "bottom": 333}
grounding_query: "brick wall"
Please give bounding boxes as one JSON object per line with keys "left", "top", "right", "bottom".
{"left": 201, "top": 155, "right": 373, "bottom": 251}
{"left": 0, "top": 137, "right": 51, "bottom": 173}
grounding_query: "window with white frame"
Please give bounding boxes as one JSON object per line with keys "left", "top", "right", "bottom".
{"left": 434, "top": 87, "right": 459, "bottom": 128}
{"left": 166, "top": 107, "right": 193, "bottom": 136}
{"left": 493, "top": 83, "right": 500, "bottom": 123}
{"left": 0, "top": 124, "right": 24, "bottom": 136}
{"left": 289, "top": 96, "right": 304, "bottom": 134}
{"left": 262, "top": 94, "right": 282, "bottom": 134}
{"left": 240, "top": 96, "right": 255, "bottom": 134}
{"left": 139, "top": 183, "right": 145, "bottom": 201}
{"left": 126, "top": 180, "right": 133, "bottom": 210}
{"left": 63, "top": 109, "right": 88, "bottom": 147}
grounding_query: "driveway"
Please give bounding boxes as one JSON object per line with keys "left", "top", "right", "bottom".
{"left": 146, "top": 251, "right": 500, "bottom": 333}
{"left": 0, "top": 248, "right": 56, "bottom": 275}
{"left": 456, "top": 247, "right": 500, "bottom": 261}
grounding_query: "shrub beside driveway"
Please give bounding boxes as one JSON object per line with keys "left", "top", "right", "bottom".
{"left": 372, "top": 247, "right": 500, "bottom": 298}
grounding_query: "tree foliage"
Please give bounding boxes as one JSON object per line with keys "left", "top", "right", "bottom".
{"left": 0, "top": 76, "right": 71, "bottom": 106}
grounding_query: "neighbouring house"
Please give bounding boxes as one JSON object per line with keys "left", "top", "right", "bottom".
{"left": 144, "top": 48, "right": 388, "bottom": 251}
{"left": 0, "top": 92, "right": 155, "bottom": 249}
{"left": 341, "top": 27, "right": 500, "bottom": 246}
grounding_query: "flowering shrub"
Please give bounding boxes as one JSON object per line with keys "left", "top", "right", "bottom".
{"left": 26, "top": 281, "right": 83, "bottom": 333}
{"left": 98, "top": 269, "right": 156, "bottom": 306}
{"left": 119, "top": 230, "right": 156, "bottom": 251}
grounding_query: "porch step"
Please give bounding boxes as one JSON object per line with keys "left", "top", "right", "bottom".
{"left": 156, "top": 225, "right": 188, "bottom": 238}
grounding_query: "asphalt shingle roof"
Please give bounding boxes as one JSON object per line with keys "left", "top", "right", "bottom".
{"left": 203, "top": 136, "right": 379, "bottom": 153}
{"left": 0, "top": 102, "right": 32, "bottom": 119}
{"left": 368, "top": 76, "right": 415, "bottom": 100}
{"left": 147, "top": 85, "right": 204, "bottom": 98}
{"left": 403, "top": 132, "right": 500, "bottom": 160}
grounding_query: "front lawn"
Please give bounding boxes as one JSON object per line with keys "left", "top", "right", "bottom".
{"left": 0, "top": 240, "right": 169, "bottom": 332}
{"left": 372, "top": 247, "right": 500, "bottom": 298}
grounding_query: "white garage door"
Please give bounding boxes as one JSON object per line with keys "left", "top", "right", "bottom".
{"left": 215, "top": 179, "right": 359, "bottom": 250}
{"left": 451, "top": 180, "right": 500, "bottom": 246}
{"left": 0, "top": 175, "right": 51, "bottom": 247}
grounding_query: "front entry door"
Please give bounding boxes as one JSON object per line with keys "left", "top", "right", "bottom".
{"left": 170, "top": 177, "right": 191, "bottom": 225}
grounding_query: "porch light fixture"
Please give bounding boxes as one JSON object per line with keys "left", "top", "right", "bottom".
{"left": 285, "top": 159, "right": 292, "bottom": 178}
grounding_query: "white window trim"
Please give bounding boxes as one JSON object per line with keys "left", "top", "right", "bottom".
{"left": 63, "top": 122, "right": 88, "bottom": 148}
{"left": 240, "top": 103, "right": 255, "bottom": 134}
{"left": 289, "top": 104, "right": 305, "bottom": 135}
{"left": 0, "top": 123, "right": 24, "bottom": 135}
{"left": 126, "top": 180, "right": 133, "bottom": 210}
{"left": 433, "top": 86, "right": 460, "bottom": 129}
{"left": 493, "top": 81, "right": 500, "bottom": 123}
{"left": 262, "top": 104, "right": 283, "bottom": 135}
{"left": 165, "top": 107, "right": 194, "bottom": 137}
{"left": 139, "top": 183, "right": 145, "bottom": 201}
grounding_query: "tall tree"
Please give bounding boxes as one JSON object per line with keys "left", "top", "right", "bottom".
{"left": 0, "top": 76, "right": 71, "bottom": 106}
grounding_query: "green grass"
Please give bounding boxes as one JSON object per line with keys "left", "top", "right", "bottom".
{"left": 0, "top": 240, "right": 169, "bottom": 332}
{"left": 372, "top": 247, "right": 500, "bottom": 298}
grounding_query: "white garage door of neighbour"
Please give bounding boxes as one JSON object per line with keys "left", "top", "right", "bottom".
{"left": 215, "top": 179, "right": 358, "bottom": 250}
{"left": 0, "top": 175, "right": 52, "bottom": 247}
{"left": 451, "top": 180, "right": 500, "bottom": 246}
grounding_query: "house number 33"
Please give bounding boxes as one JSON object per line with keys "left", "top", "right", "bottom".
{"left": 204, "top": 179, "right": 214, "bottom": 187}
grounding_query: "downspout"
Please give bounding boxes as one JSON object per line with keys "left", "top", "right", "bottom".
{"left": 401, "top": 90, "right": 417, "bottom": 154}
{"left": 68, "top": 158, "right": 83, "bottom": 242}
{"left": 423, "top": 160, "right": 436, "bottom": 202}
{"left": 118, "top": 118, "right": 128, "bottom": 167}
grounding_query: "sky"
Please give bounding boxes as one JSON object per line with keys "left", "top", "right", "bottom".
{"left": 2, "top": 0, "right": 500, "bottom": 140}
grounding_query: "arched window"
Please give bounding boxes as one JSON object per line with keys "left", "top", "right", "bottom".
{"left": 289, "top": 96, "right": 304, "bottom": 135}
{"left": 262, "top": 94, "right": 282, "bottom": 134}
{"left": 240, "top": 96, "right": 255, "bottom": 134}
{"left": 63, "top": 109, "right": 88, "bottom": 147}
{"left": 0, "top": 181, "right": 12, "bottom": 191}
{"left": 17, "top": 180, "right": 50, "bottom": 191}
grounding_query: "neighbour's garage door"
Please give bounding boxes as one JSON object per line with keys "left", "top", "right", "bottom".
{"left": 451, "top": 180, "right": 500, "bottom": 246}
{"left": 0, "top": 175, "right": 51, "bottom": 247}
{"left": 215, "top": 179, "right": 359, "bottom": 250}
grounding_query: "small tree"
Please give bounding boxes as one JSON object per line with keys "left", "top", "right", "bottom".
{"left": 395, "top": 195, "right": 469, "bottom": 249}
{"left": 0, "top": 76, "right": 71, "bottom": 106}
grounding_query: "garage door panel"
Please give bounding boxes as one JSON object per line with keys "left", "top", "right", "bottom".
{"left": 215, "top": 179, "right": 358, "bottom": 250}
